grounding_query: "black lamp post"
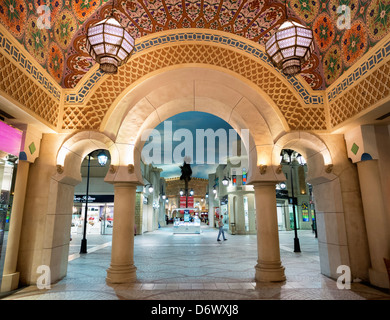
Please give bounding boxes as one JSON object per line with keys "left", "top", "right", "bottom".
{"left": 308, "top": 183, "right": 317, "bottom": 238}
{"left": 80, "top": 150, "right": 108, "bottom": 254}
{"left": 282, "top": 149, "right": 301, "bottom": 253}
{"left": 179, "top": 161, "right": 192, "bottom": 208}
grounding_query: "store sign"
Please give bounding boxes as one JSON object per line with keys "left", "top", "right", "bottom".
{"left": 220, "top": 195, "right": 228, "bottom": 205}
{"left": 179, "top": 196, "right": 194, "bottom": 212}
{"left": 0, "top": 121, "right": 22, "bottom": 156}
{"left": 74, "top": 195, "right": 114, "bottom": 203}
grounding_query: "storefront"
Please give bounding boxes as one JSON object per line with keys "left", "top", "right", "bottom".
{"left": 0, "top": 121, "right": 22, "bottom": 289}
{"left": 73, "top": 195, "right": 114, "bottom": 235}
{"left": 220, "top": 195, "right": 229, "bottom": 230}
{"left": 172, "top": 209, "right": 201, "bottom": 234}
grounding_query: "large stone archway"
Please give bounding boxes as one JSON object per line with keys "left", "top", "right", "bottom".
{"left": 3, "top": 27, "right": 371, "bottom": 288}
{"left": 43, "top": 63, "right": 370, "bottom": 286}
{"left": 96, "top": 64, "right": 290, "bottom": 283}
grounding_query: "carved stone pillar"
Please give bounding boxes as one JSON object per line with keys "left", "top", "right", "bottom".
{"left": 253, "top": 182, "right": 286, "bottom": 282}
{"left": 106, "top": 182, "right": 138, "bottom": 283}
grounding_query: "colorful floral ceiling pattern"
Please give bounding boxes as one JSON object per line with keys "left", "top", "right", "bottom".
{"left": 0, "top": 0, "right": 389, "bottom": 91}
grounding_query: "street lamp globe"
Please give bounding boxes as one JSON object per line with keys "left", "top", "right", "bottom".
{"left": 222, "top": 177, "right": 229, "bottom": 186}
{"left": 97, "top": 151, "right": 108, "bottom": 166}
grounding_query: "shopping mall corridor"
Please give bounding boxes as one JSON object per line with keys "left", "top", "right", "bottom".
{"left": 2, "top": 225, "right": 390, "bottom": 300}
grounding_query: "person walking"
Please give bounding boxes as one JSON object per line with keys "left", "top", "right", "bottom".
{"left": 217, "top": 215, "right": 227, "bottom": 241}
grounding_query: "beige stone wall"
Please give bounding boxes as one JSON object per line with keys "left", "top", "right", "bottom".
{"left": 310, "top": 134, "right": 370, "bottom": 281}
{"left": 17, "top": 133, "right": 71, "bottom": 285}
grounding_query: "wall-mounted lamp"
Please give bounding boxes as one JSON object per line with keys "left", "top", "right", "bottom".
{"left": 145, "top": 184, "right": 154, "bottom": 193}
{"left": 222, "top": 176, "right": 230, "bottom": 186}
{"left": 296, "top": 153, "right": 306, "bottom": 166}
{"left": 190, "top": 188, "right": 194, "bottom": 196}
{"left": 179, "top": 189, "right": 184, "bottom": 196}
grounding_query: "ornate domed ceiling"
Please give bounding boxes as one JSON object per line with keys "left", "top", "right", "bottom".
{"left": 1, "top": 0, "right": 389, "bottom": 91}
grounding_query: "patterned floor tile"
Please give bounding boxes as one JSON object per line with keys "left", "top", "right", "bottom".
{"left": 2, "top": 227, "right": 390, "bottom": 301}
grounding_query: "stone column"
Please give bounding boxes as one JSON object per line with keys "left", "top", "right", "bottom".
{"left": 106, "top": 182, "right": 137, "bottom": 283}
{"left": 208, "top": 196, "right": 215, "bottom": 228}
{"left": 1, "top": 160, "right": 30, "bottom": 292}
{"left": 357, "top": 159, "right": 389, "bottom": 288}
{"left": 235, "top": 194, "right": 246, "bottom": 234}
{"left": 253, "top": 182, "right": 286, "bottom": 282}
{"left": 247, "top": 193, "right": 256, "bottom": 234}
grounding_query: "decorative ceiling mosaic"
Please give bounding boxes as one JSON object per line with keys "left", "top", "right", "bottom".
{"left": 0, "top": 0, "right": 389, "bottom": 91}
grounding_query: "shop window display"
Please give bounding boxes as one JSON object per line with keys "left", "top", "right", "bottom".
{"left": 0, "top": 156, "right": 17, "bottom": 286}
{"left": 72, "top": 195, "right": 114, "bottom": 236}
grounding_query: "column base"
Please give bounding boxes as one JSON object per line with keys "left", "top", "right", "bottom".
{"left": 255, "top": 260, "right": 286, "bottom": 282}
{"left": 1, "top": 272, "right": 20, "bottom": 292}
{"left": 106, "top": 264, "right": 137, "bottom": 284}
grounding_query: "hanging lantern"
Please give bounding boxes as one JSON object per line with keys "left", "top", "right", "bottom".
{"left": 265, "top": 20, "right": 314, "bottom": 76}
{"left": 85, "top": 16, "right": 135, "bottom": 74}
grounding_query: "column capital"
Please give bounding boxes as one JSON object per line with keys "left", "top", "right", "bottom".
{"left": 104, "top": 165, "right": 143, "bottom": 185}
{"left": 111, "top": 181, "right": 140, "bottom": 188}
{"left": 247, "top": 165, "right": 286, "bottom": 185}
{"left": 251, "top": 180, "right": 279, "bottom": 188}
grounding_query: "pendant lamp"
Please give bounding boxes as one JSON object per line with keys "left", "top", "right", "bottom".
{"left": 85, "top": 0, "right": 135, "bottom": 74}
{"left": 265, "top": 1, "right": 314, "bottom": 76}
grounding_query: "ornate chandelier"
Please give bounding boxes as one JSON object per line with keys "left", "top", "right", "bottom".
{"left": 85, "top": 3, "right": 134, "bottom": 74}
{"left": 265, "top": 3, "right": 314, "bottom": 76}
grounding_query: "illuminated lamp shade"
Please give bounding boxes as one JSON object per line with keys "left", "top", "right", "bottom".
{"left": 265, "top": 20, "right": 314, "bottom": 76}
{"left": 86, "top": 17, "right": 135, "bottom": 74}
{"left": 97, "top": 151, "right": 108, "bottom": 166}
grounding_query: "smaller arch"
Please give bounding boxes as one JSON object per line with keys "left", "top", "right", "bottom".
{"left": 55, "top": 131, "right": 119, "bottom": 185}
{"left": 272, "top": 132, "right": 334, "bottom": 184}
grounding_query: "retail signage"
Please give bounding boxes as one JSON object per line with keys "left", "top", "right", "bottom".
{"left": 0, "top": 121, "right": 22, "bottom": 157}
{"left": 74, "top": 195, "right": 114, "bottom": 203}
{"left": 301, "top": 202, "right": 309, "bottom": 221}
{"left": 288, "top": 197, "right": 297, "bottom": 205}
{"left": 179, "top": 196, "right": 194, "bottom": 212}
{"left": 188, "top": 196, "right": 194, "bottom": 208}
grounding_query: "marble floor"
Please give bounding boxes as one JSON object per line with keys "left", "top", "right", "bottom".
{"left": 2, "top": 225, "right": 390, "bottom": 301}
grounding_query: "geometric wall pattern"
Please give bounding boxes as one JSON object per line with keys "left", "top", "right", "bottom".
{"left": 3, "top": 0, "right": 390, "bottom": 92}
{"left": 62, "top": 0, "right": 324, "bottom": 90}
{"left": 329, "top": 57, "right": 390, "bottom": 128}
{"left": 62, "top": 43, "right": 328, "bottom": 131}
{"left": 64, "top": 31, "right": 325, "bottom": 105}
{"left": 1, "top": 2, "right": 390, "bottom": 133}
{"left": 0, "top": 50, "right": 59, "bottom": 128}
